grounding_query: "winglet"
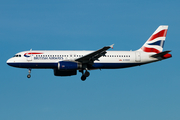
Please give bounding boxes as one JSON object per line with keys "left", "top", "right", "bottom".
{"left": 110, "top": 44, "right": 114, "bottom": 49}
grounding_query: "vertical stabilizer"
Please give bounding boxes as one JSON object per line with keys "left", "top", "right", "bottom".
{"left": 138, "top": 25, "right": 168, "bottom": 53}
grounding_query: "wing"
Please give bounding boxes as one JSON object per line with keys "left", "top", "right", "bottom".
{"left": 75, "top": 44, "right": 114, "bottom": 64}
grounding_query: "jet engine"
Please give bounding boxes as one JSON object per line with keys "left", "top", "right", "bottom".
{"left": 58, "top": 61, "right": 82, "bottom": 70}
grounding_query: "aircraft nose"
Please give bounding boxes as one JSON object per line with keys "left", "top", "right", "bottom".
{"left": 7, "top": 59, "right": 10, "bottom": 65}
{"left": 6, "top": 58, "right": 13, "bottom": 66}
{"left": 7, "top": 58, "right": 20, "bottom": 68}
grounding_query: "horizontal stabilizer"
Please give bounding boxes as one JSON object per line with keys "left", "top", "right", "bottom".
{"left": 151, "top": 50, "right": 171, "bottom": 58}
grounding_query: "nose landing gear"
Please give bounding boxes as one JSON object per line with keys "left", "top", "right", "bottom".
{"left": 27, "top": 69, "right": 31, "bottom": 78}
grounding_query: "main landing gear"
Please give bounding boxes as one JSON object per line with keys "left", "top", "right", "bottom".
{"left": 80, "top": 69, "right": 90, "bottom": 81}
{"left": 27, "top": 69, "right": 31, "bottom": 78}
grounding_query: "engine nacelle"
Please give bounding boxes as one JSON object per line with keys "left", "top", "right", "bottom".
{"left": 58, "top": 61, "right": 82, "bottom": 70}
{"left": 54, "top": 69, "right": 77, "bottom": 76}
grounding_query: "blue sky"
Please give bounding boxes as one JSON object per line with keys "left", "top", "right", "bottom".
{"left": 0, "top": 0, "right": 180, "bottom": 120}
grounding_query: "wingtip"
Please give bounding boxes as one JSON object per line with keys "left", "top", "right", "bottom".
{"left": 110, "top": 44, "right": 114, "bottom": 49}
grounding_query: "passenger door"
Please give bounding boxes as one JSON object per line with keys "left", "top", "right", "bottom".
{"left": 27, "top": 50, "right": 32, "bottom": 61}
{"left": 27, "top": 53, "right": 32, "bottom": 61}
{"left": 135, "top": 52, "right": 141, "bottom": 62}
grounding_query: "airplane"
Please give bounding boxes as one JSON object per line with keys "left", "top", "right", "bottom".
{"left": 7, "top": 25, "right": 172, "bottom": 81}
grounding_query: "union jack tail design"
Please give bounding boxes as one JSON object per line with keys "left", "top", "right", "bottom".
{"left": 138, "top": 25, "right": 168, "bottom": 53}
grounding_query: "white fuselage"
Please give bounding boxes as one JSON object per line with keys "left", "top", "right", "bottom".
{"left": 7, "top": 50, "right": 157, "bottom": 69}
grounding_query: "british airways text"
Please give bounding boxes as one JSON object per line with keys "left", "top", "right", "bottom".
{"left": 34, "top": 57, "right": 64, "bottom": 60}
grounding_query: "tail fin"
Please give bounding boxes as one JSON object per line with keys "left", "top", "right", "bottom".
{"left": 138, "top": 25, "right": 168, "bottom": 53}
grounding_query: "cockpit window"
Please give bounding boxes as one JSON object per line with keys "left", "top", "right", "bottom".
{"left": 13, "top": 54, "right": 21, "bottom": 57}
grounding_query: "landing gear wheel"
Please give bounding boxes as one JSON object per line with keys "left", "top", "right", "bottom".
{"left": 27, "top": 74, "right": 31, "bottom": 78}
{"left": 85, "top": 71, "right": 90, "bottom": 77}
{"left": 27, "top": 69, "right": 31, "bottom": 78}
{"left": 81, "top": 75, "right": 86, "bottom": 81}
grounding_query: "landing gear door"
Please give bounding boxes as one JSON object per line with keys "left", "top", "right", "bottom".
{"left": 135, "top": 52, "right": 141, "bottom": 62}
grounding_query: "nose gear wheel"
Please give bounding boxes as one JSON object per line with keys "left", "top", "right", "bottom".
{"left": 27, "top": 69, "right": 31, "bottom": 78}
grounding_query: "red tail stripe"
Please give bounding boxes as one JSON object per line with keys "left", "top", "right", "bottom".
{"left": 141, "top": 47, "right": 160, "bottom": 53}
{"left": 148, "top": 29, "right": 168, "bottom": 41}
